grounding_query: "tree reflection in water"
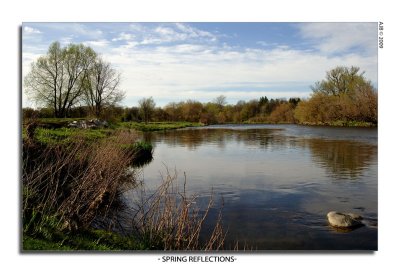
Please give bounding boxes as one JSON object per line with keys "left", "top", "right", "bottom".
{"left": 305, "top": 139, "right": 376, "bottom": 180}
{"left": 142, "top": 127, "right": 377, "bottom": 180}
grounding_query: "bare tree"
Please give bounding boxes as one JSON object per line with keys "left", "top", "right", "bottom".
{"left": 24, "top": 42, "right": 96, "bottom": 117}
{"left": 214, "top": 95, "right": 227, "bottom": 108}
{"left": 139, "top": 97, "right": 156, "bottom": 124}
{"left": 84, "top": 57, "right": 124, "bottom": 117}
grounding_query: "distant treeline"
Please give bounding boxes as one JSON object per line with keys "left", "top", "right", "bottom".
{"left": 23, "top": 96, "right": 299, "bottom": 124}
{"left": 23, "top": 66, "right": 377, "bottom": 126}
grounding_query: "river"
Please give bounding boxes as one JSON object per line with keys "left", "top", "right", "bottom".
{"left": 129, "top": 124, "right": 377, "bottom": 250}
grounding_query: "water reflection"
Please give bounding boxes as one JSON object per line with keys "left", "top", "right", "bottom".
{"left": 142, "top": 127, "right": 377, "bottom": 180}
{"left": 136, "top": 125, "right": 377, "bottom": 250}
{"left": 305, "top": 139, "right": 377, "bottom": 180}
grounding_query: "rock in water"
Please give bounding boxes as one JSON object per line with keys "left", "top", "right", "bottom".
{"left": 327, "top": 211, "right": 363, "bottom": 228}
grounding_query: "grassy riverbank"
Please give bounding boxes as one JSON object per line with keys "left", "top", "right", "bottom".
{"left": 23, "top": 229, "right": 142, "bottom": 251}
{"left": 22, "top": 119, "right": 223, "bottom": 251}
{"left": 296, "top": 121, "right": 377, "bottom": 127}
{"left": 118, "top": 121, "right": 203, "bottom": 131}
{"left": 34, "top": 118, "right": 203, "bottom": 131}
{"left": 23, "top": 120, "right": 204, "bottom": 144}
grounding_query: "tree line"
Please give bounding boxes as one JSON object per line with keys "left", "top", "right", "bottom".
{"left": 24, "top": 42, "right": 377, "bottom": 125}
{"left": 23, "top": 94, "right": 300, "bottom": 124}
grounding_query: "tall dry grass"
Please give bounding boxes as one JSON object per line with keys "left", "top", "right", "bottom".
{"left": 129, "top": 170, "right": 226, "bottom": 250}
{"left": 23, "top": 131, "right": 137, "bottom": 234}
{"left": 23, "top": 125, "right": 226, "bottom": 250}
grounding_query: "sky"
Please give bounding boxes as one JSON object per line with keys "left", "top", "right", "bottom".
{"left": 22, "top": 22, "right": 378, "bottom": 107}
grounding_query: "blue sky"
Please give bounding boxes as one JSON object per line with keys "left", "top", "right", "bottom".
{"left": 22, "top": 22, "right": 377, "bottom": 107}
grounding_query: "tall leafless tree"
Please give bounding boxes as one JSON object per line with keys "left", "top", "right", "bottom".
{"left": 84, "top": 57, "right": 124, "bottom": 118}
{"left": 214, "top": 95, "right": 227, "bottom": 108}
{"left": 139, "top": 97, "right": 156, "bottom": 124}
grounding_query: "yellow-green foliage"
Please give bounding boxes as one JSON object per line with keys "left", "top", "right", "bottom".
{"left": 295, "top": 66, "right": 377, "bottom": 125}
{"left": 268, "top": 103, "right": 296, "bottom": 124}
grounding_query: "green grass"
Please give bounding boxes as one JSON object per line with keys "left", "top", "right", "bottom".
{"left": 23, "top": 207, "right": 150, "bottom": 251}
{"left": 328, "top": 120, "right": 377, "bottom": 127}
{"left": 24, "top": 119, "right": 204, "bottom": 144}
{"left": 29, "top": 118, "right": 203, "bottom": 131}
{"left": 299, "top": 120, "right": 377, "bottom": 127}
{"left": 132, "top": 141, "right": 153, "bottom": 151}
{"left": 38, "top": 118, "right": 86, "bottom": 123}
{"left": 23, "top": 236, "right": 73, "bottom": 251}
{"left": 131, "top": 141, "right": 153, "bottom": 166}
{"left": 23, "top": 229, "right": 150, "bottom": 251}
{"left": 34, "top": 127, "right": 113, "bottom": 144}
{"left": 118, "top": 121, "right": 203, "bottom": 131}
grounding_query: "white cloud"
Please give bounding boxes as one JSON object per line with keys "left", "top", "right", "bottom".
{"left": 22, "top": 51, "right": 43, "bottom": 107}
{"left": 83, "top": 39, "right": 110, "bottom": 48}
{"left": 103, "top": 41, "right": 377, "bottom": 106}
{"left": 59, "top": 36, "right": 74, "bottom": 46}
{"left": 23, "top": 26, "right": 41, "bottom": 34}
{"left": 112, "top": 32, "right": 135, "bottom": 42}
{"left": 155, "top": 26, "right": 176, "bottom": 36}
{"left": 127, "top": 23, "right": 218, "bottom": 46}
{"left": 70, "top": 23, "right": 103, "bottom": 38}
{"left": 122, "top": 41, "right": 139, "bottom": 49}
{"left": 40, "top": 23, "right": 104, "bottom": 39}
{"left": 297, "top": 23, "right": 377, "bottom": 55}
{"left": 175, "top": 23, "right": 217, "bottom": 41}
{"left": 22, "top": 52, "right": 41, "bottom": 78}
{"left": 129, "top": 23, "right": 145, "bottom": 32}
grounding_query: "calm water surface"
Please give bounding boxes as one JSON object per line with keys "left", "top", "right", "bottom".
{"left": 131, "top": 124, "right": 377, "bottom": 250}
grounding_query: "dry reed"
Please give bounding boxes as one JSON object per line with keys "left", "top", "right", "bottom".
{"left": 23, "top": 125, "right": 226, "bottom": 250}
{"left": 23, "top": 131, "right": 137, "bottom": 233}
{"left": 129, "top": 170, "right": 226, "bottom": 250}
